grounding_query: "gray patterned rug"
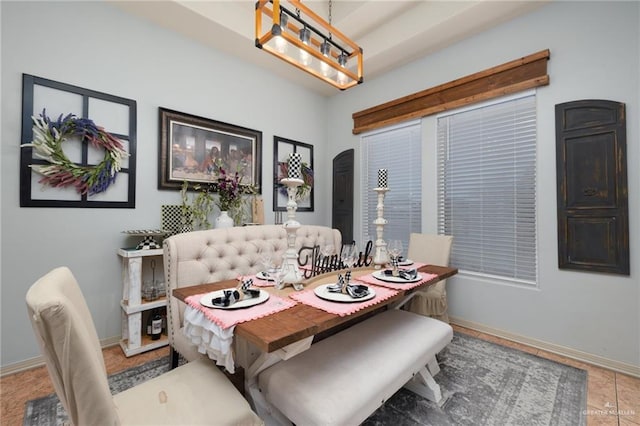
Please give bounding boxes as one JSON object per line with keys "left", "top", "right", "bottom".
{"left": 24, "top": 333, "right": 587, "bottom": 426}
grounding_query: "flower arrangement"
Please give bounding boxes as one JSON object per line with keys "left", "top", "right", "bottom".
{"left": 21, "top": 109, "right": 128, "bottom": 195}
{"left": 216, "top": 167, "right": 242, "bottom": 212}
{"left": 278, "top": 161, "right": 314, "bottom": 200}
{"left": 216, "top": 164, "right": 258, "bottom": 225}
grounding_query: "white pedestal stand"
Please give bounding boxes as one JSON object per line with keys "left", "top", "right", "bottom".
{"left": 280, "top": 178, "right": 304, "bottom": 290}
{"left": 373, "top": 187, "right": 390, "bottom": 269}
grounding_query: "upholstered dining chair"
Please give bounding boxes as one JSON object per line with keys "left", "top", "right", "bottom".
{"left": 25, "top": 266, "right": 263, "bottom": 426}
{"left": 405, "top": 233, "right": 454, "bottom": 323}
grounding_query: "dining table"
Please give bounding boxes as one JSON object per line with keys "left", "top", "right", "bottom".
{"left": 173, "top": 264, "right": 456, "bottom": 353}
{"left": 172, "top": 262, "right": 457, "bottom": 404}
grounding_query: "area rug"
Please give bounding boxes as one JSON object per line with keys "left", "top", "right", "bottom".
{"left": 24, "top": 333, "right": 587, "bottom": 426}
{"left": 363, "top": 333, "right": 587, "bottom": 426}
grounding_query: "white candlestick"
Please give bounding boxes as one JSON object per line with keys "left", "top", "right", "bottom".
{"left": 279, "top": 177, "right": 304, "bottom": 290}
{"left": 373, "top": 187, "right": 390, "bottom": 268}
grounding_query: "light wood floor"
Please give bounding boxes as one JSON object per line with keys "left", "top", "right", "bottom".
{"left": 1, "top": 325, "right": 638, "bottom": 426}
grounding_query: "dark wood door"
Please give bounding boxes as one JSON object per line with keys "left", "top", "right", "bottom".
{"left": 555, "top": 100, "right": 629, "bottom": 275}
{"left": 332, "top": 149, "right": 354, "bottom": 243}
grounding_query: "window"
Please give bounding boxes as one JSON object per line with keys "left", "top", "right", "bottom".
{"left": 360, "top": 121, "right": 422, "bottom": 249}
{"left": 437, "top": 93, "right": 537, "bottom": 284}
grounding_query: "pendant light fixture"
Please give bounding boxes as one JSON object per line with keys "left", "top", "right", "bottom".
{"left": 255, "top": 0, "right": 364, "bottom": 90}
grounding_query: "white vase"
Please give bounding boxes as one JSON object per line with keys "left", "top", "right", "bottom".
{"left": 215, "top": 211, "right": 234, "bottom": 228}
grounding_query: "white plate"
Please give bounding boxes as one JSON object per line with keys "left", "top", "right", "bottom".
{"left": 200, "top": 288, "right": 270, "bottom": 310}
{"left": 398, "top": 259, "right": 414, "bottom": 266}
{"left": 256, "top": 271, "right": 275, "bottom": 281}
{"left": 372, "top": 270, "right": 423, "bottom": 284}
{"left": 314, "top": 284, "right": 376, "bottom": 303}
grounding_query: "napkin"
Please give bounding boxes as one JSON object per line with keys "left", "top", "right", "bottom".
{"left": 384, "top": 268, "right": 418, "bottom": 280}
{"left": 326, "top": 272, "right": 370, "bottom": 299}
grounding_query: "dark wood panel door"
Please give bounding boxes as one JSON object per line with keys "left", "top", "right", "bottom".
{"left": 555, "top": 100, "right": 629, "bottom": 275}
{"left": 332, "top": 149, "right": 354, "bottom": 243}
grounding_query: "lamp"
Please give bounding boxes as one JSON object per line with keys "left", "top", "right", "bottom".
{"left": 255, "top": 0, "right": 364, "bottom": 90}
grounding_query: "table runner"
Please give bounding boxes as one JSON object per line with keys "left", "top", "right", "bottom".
{"left": 355, "top": 269, "right": 438, "bottom": 291}
{"left": 183, "top": 292, "right": 296, "bottom": 372}
{"left": 288, "top": 284, "right": 398, "bottom": 316}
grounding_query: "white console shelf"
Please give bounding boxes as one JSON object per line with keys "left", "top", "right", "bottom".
{"left": 118, "top": 248, "right": 168, "bottom": 357}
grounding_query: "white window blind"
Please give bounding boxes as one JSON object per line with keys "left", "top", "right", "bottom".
{"left": 361, "top": 121, "right": 421, "bottom": 249}
{"left": 437, "top": 94, "right": 537, "bottom": 284}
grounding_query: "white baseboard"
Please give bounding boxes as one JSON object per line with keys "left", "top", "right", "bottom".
{"left": 450, "top": 316, "right": 640, "bottom": 378}
{"left": 5, "top": 323, "right": 638, "bottom": 379}
{"left": 0, "top": 336, "right": 121, "bottom": 377}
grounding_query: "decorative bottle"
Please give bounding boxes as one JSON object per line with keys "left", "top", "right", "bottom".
{"left": 150, "top": 309, "right": 162, "bottom": 341}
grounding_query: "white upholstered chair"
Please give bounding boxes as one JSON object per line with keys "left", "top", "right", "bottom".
{"left": 405, "top": 233, "right": 454, "bottom": 323}
{"left": 26, "top": 266, "right": 263, "bottom": 426}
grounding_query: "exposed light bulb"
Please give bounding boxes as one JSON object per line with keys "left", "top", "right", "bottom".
{"left": 275, "top": 36, "right": 288, "bottom": 54}
{"left": 321, "top": 61, "right": 332, "bottom": 77}
{"left": 299, "top": 49, "right": 312, "bottom": 66}
{"left": 337, "top": 70, "right": 348, "bottom": 85}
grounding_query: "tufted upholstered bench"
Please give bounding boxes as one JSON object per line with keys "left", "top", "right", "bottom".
{"left": 163, "top": 224, "right": 341, "bottom": 367}
{"left": 257, "top": 309, "right": 453, "bottom": 426}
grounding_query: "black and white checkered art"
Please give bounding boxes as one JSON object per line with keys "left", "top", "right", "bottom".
{"left": 377, "top": 168, "right": 388, "bottom": 188}
{"left": 161, "top": 205, "right": 183, "bottom": 236}
{"left": 136, "top": 235, "right": 161, "bottom": 250}
{"left": 288, "top": 153, "right": 302, "bottom": 179}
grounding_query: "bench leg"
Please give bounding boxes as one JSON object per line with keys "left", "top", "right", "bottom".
{"left": 404, "top": 363, "right": 444, "bottom": 405}
{"left": 427, "top": 356, "right": 441, "bottom": 376}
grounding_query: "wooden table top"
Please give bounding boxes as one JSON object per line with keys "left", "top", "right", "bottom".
{"left": 172, "top": 264, "right": 457, "bottom": 353}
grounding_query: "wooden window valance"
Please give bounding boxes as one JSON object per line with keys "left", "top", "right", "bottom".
{"left": 352, "top": 49, "right": 550, "bottom": 134}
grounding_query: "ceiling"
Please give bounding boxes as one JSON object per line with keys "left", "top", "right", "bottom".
{"left": 109, "top": 0, "right": 549, "bottom": 96}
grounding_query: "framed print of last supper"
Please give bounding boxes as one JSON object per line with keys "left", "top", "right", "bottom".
{"left": 158, "top": 107, "right": 262, "bottom": 192}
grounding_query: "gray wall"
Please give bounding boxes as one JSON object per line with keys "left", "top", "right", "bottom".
{"left": 1, "top": 1, "right": 329, "bottom": 367}
{"left": 327, "top": 1, "right": 639, "bottom": 368}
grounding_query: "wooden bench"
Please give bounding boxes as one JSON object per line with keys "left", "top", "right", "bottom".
{"left": 257, "top": 309, "right": 453, "bottom": 425}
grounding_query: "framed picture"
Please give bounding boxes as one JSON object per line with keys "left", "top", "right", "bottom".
{"left": 158, "top": 108, "right": 262, "bottom": 192}
{"left": 273, "top": 136, "right": 314, "bottom": 211}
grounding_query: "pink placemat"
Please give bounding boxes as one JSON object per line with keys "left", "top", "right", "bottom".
{"left": 289, "top": 284, "right": 398, "bottom": 316}
{"left": 355, "top": 270, "right": 438, "bottom": 291}
{"left": 185, "top": 291, "right": 296, "bottom": 329}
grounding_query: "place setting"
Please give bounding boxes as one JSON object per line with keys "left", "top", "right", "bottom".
{"left": 357, "top": 239, "right": 436, "bottom": 290}
{"left": 185, "top": 277, "right": 297, "bottom": 330}
{"left": 199, "top": 279, "right": 270, "bottom": 310}
{"left": 289, "top": 243, "right": 398, "bottom": 316}
{"left": 314, "top": 271, "right": 376, "bottom": 303}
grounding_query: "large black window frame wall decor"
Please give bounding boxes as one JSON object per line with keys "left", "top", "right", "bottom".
{"left": 20, "top": 74, "right": 137, "bottom": 208}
